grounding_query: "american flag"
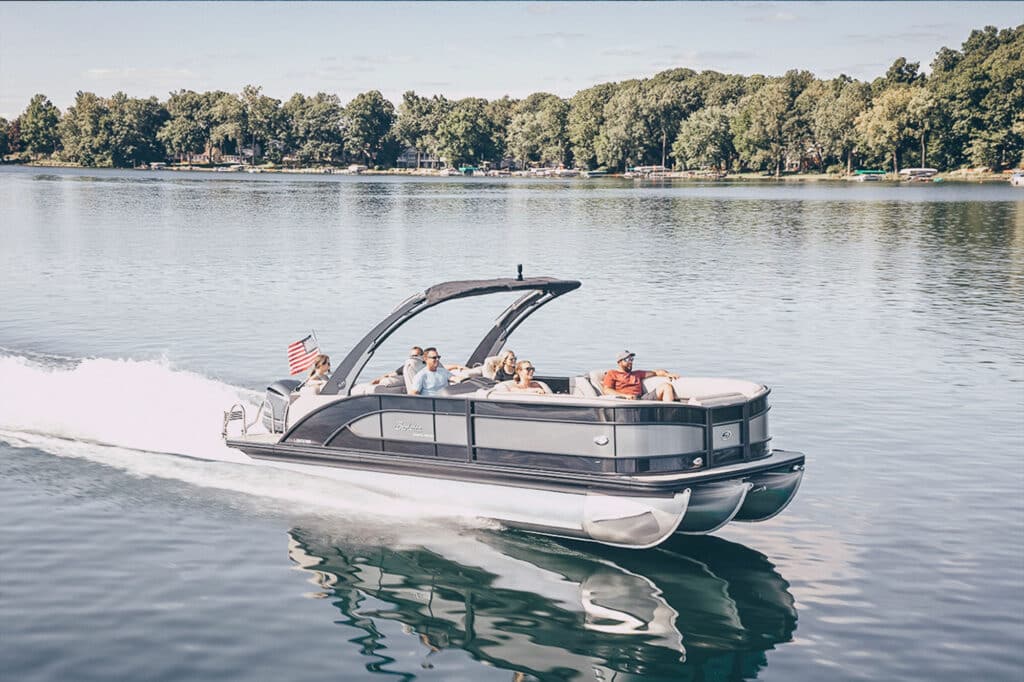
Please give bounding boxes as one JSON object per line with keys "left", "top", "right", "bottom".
{"left": 287, "top": 333, "right": 320, "bottom": 375}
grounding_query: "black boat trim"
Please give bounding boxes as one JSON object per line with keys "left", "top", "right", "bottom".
{"left": 226, "top": 438, "right": 804, "bottom": 497}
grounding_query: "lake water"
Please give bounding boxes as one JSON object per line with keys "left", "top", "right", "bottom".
{"left": 1, "top": 166, "right": 1022, "bottom": 681}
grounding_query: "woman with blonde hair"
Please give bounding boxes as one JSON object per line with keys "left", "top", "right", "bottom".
{"left": 508, "top": 359, "right": 550, "bottom": 394}
{"left": 492, "top": 349, "right": 517, "bottom": 381}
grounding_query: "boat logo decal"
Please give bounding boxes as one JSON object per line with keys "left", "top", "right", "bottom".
{"left": 721, "top": 430, "right": 733, "bottom": 439}
{"left": 393, "top": 420, "right": 431, "bottom": 438}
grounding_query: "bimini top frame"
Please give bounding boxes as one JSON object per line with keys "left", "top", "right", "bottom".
{"left": 320, "top": 276, "right": 581, "bottom": 396}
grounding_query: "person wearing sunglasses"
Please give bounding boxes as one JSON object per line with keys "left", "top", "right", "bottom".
{"left": 302, "top": 354, "right": 332, "bottom": 394}
{"left": 507, "top": 360, "right": 551, "bottom": 394}
{"left": 409, "top": 347, "right": 454, "bottom": 396}
{"left": 601, "top": 350, "right": 679, "bottom": 401}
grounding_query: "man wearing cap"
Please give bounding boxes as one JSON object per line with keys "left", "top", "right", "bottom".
{"left": 602, "top": 351, "right": 679, "bottom": 401}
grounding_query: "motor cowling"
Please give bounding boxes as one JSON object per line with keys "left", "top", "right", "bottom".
{"left": 262, "top": 379, "right": 301, "bottom": 432}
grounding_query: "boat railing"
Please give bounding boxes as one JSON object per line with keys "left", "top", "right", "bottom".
{"left": 222, "top": 401, "right": 267, "bottom": 438}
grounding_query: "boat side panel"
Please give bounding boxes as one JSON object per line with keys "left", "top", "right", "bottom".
{"left": 712, "top": 422, "right": 742, "bottom": 449}
{"left": 280, "top": 394, "right": 777, "bottom": 481}
{"left": 283, "top": 396, "right": 380, "bottom": 444}
{"left": 749, "top": 413, "right": 768, "bottom": 443}
{"left": 475, "top": 418, "right": 613, "bottom": 457}
{"left": 615, "top": 424, "right": 704, "bottom": 457}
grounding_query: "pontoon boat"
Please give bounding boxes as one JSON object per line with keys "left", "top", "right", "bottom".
{"left": 224, "top": 274, "right": 805, "bottom": 549}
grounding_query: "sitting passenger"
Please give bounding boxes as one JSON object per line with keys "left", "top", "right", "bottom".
{"left": 302, "top": 354, "right": 332, "bottom": 395}
{"left": 602, "top": 350, "right": 679, "bottom": 402}
{"left": 493, "top": 350, "right": 517, "bottom": 381}
{"left": 372, "top": 346, "right": 423, "bottom": 385}
{"left": 409, "top": 347, "right": 453, "bottom": 396}
{"left": 507, "top": 360, "right": 551, "bottom": 394}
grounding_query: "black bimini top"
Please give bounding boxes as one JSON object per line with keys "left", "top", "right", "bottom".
{"left": 422, "top": 277, "right": 580, "bottom": 304}
{"left": 321, "top": 276, "right": 580, "bottom": 396}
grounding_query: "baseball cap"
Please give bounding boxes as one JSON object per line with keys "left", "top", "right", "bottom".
{"left": 616, "top": 350, "right": 635, "bottom": 362}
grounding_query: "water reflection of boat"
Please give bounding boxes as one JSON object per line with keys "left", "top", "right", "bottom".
{"left": 287, "top": 528, "right": 797, "bottom": 679}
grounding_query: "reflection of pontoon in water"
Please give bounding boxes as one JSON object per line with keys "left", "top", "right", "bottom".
{"left": 287, "top": 528, "right": 797, "bottom": 679}
{"left": 224, "top": 275, "right": 805, "bottom": 549}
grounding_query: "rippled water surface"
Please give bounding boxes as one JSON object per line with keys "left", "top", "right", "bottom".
{"left": 1, "top": 166, "right": 1022, "bottom": 681}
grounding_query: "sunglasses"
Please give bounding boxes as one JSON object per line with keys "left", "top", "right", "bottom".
{"left": 522, "top": 367, "right": 535, "bottom": 373}
{"left": 425, "top": 355, "right": 440, "bottom": 360}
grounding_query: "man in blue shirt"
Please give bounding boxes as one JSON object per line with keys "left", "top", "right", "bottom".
{"left": 410, "top": 347, "right": 452, "bottom": 396}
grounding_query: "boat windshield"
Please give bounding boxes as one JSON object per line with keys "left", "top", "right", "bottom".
{"left": 320, "top": 277, "right": 580, "bottom": 395}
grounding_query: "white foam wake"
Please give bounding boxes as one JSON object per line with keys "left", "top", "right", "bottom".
{"left": 0, "top": 353, "right": 256, "bottom": 461}
{"left": 0, "top": 352, "right": 496, "bottom": 529}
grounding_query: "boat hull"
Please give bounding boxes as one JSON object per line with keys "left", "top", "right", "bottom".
{"left": 734, "top": 468, "right": 804, "bottom": 522}
{"left": 250, "top": 453, "right": 690, "bottom": 548}
{"left": 676, "top": 480, "right": 752, "bottom": 534}
{"left": 228, "top": 437, "right": 804, "bottom": 548}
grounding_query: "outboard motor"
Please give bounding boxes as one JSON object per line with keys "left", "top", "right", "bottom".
{"left": 262, "top": 379, "right": 301, "bottom": 432}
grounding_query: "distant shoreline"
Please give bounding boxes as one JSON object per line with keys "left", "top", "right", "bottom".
{"left": 4, "top": 161, "right": 1017, "bottom": 184}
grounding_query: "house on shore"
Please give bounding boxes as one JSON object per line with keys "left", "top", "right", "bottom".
{"left": 396, "top": 147, "right": 443, "bottom": 169}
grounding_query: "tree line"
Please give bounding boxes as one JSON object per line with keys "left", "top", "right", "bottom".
{"left": 1, "top": 25, "right": 1020, "bottom": 174}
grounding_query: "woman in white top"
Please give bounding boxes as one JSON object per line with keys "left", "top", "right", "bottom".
{"left": 507, "top": 360, "right": 551, "bottom": 394}
{"left": 303, "top": 354, "right": 332, "bottom": 394}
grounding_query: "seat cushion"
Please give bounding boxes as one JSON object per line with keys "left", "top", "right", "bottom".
{"left": 402, "top": 357, "right": 426, "bottom": 393}
{"left": 481, "top": 355, "right": 502, "bottom": 380}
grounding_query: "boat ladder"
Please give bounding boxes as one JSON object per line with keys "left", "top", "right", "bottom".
{"left": 222, "top": 402, "right": 252, "bottom": 438}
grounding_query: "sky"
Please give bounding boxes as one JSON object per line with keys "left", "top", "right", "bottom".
{"left": 1, "top": 1, "right": 1021, "bottom": 119}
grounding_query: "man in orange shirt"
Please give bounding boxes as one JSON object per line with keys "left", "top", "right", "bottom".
{"left": 602, "top": 351, "right": 679, "bottom": 401}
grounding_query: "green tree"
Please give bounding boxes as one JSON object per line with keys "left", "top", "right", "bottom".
{"left": 6, "top": 118, "right": 22, "bottom": 155}
{"left": 343, "top": 90, "right": 396, "bottom": 165}
{"left": 689, "top": 70, "right": 751, "bottom": 107}
{"left": 158, "top": 90, "right": 212, "bottom": 164}
{"left": 808, "top": 77, "right": 871, "bottom": 173}
{"left": 854, "top": 86, "right": 925, "bottom": 173}
{"left": 732, "top": 71, "right": 813, "bottom": 176}
{"left": 966, "top": 26, "right": 1024, "bottom": 168}
{"left": 671, "top": 104, "right": 736, "bottom": 170}
{"left": 907, "top": 87, "right": 936, "bottom": 167}
{"left": 395, "top": 91, "right": 452, "bottom": 167}
{"left": 282, "top": 92, "right": 344, "bottom": 164}
{"left": 484, "top": 96, "right": 517, "bottom": 163}
{"left": 209, "top": 92, "right": 246, "bottom": 158}
{"left": 927, "top": 26, "right": 1024, "bottom": 169}
{"left": 58, "top": 91, "right": 112, "bottom": 166}
{"left": 0, "top": 117, "right": 9, "bottom": 158}
{"left": 873, "top": 57, "right": 924, "bottom": 94}
{"left": 595, "top": 80, "right": 647, "bottom": 170}
{"left": 435, "top": 97, "right": 497, "bottom": 167}
{"left": 506, "top": 92, "right": 569, "bottom": 168}
{"left": 644, "top": 69, "right": 701, "bottom": 168}
{"left": 568, "top": 82, "right": 616, "bottom": 169}
{"left": 106, "top": 93, "right": 169, "bottom": 167}
{"left": 241, "top": 85, "right": 283, "bottom": 163}
{"left": 20, "top": 94, "right": 61, "bottom": 156}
